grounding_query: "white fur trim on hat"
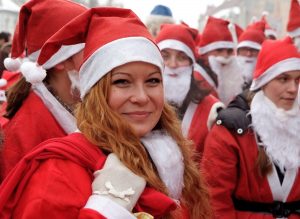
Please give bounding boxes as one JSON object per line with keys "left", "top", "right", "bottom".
{"left": 4, "top": 57, "right": 22, "bottom": 72}
{"left": 288, "top": 27, "right": 300, "bottom": 38}
{"left": 28, "top": 50, "right": 40, "bottom": 62}
{"left": 42, "top": 43, "right": 85, "bottom": 70}
{"left": 20, "top": 62, "right": 47, "bottom": 84}
{"left": 237, "top": 41, "right": 261, "bottom": 50}
{"left": 199, "top": 41, "right": 235, "bottom": 55}
{"left": 265, "top": 29, "right": 277, "bottom": 38}
{"left": 79, "top": 37, "right": 164, "bottom": 98}
{"left": 250, "top": 57, "right": 300, "bottom": 91}
{"left": 157, "top": 39, "right": 195, "bottom": 63}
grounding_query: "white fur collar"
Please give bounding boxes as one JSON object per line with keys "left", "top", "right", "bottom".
{"left": 250, "top": 91, "right": 300, "bottom": 172}
{"left": 141, "top": 130, "right": 184, "bottom": 201}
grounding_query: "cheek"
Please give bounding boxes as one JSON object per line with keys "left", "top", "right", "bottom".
{"left": 108, "top": 89, "right": 125, "bottom": 112}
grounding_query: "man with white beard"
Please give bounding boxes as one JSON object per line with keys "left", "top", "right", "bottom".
{"left": 202, "top": 36, "right": 300, "bottom": 218}
{"left": 236, "top": 20, "right": 266, "bottom": 89}
{"left": 198, "top": 16, "right": 244, "bottom": 105}
{"left": 156, "top": 23, "right": 224, "bottom": 157}
{"left": 0, "top": 0, "right": 87, "bottom": 181}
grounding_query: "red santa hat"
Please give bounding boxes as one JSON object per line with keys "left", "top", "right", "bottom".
{"left": 155, "top": 23, "right": 198, "bottom": 63}
{"left": 0, "top": 78, "right": 7, "bottom": 102}
{"left": 4, "top": 0, "right": 87, "bottom": 74}
{"left": 250, "top": 37, "right": 300, "bottom": 91}
{"left": 37, "top": 7, "right": 164, "bottom": 98}
{"left": 287, "top": 0, "right": 300, "bottom": 38}
{"left": 237, "top": 20, "right": 266, "bottom": 50}
{"left": 261, "top": 12, "right": 277, "bottom": 39}
{"left": 199, "top": 16, "right": 234, "bottom": 55}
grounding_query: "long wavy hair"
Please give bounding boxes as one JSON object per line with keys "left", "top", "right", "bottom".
{"left": 75, "top": 72, "right": 212, "bottom": 219}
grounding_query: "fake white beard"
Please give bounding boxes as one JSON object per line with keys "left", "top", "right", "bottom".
{"left": 250, "top": 90, "right": 300, "bottom": 172}
{"left": 208, "top": 55, "right": 244, "bottom": 105}
{"left": 67, "top": 70, "right": 81, "bottom": 98}
{"left": 163, "top": 65, "right": 192, "bottom": 107}
{"left": 236, "top": 56, "right": 256, "bottom": 84}
{"left": 141, "top": 130, "right": 184, "bottom": 201}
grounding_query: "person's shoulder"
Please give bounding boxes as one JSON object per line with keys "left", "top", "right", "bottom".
{"left": 215, "top": 93, "right": 251, "bottom": 135}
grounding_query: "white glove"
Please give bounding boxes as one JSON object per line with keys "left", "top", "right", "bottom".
{"left": 92, "top": 153, "right": 146, "bottom": 212}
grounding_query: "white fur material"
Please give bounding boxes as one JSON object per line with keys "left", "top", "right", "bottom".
{"left": 20, "top": 62, "right": 47, "bottom": 84}
{"left": 157, "top": 39, "right": 195, "bottom": 63}
{"left": 288, "top": 27, "right": 300, "bottom": 38}
{"left": 79, "top": 37, "right": 164, "bottom": 99}
{"left": 227, "top": 22, "right": 238, "bottom": 47}
{"left": 209, "top": 55, "right": 244, "bottom": 105}
{"left": 4, "top": 57, "right": 21, "bottom": 72}
{"left": 250, "top": 91, "right": 300, "bottom": 172}
{"left": 250, "top": 58, "right": 300, "bottom": 91}
{"left": 199, "top": 41, "right": 234, "bottom": 55}
{"left": 141, "top": 130, "right": 184, "bottom": 200}
{"left": 32, "top": 83, "right": 77, "bottom": 134}
{"left": 207, "top": 101, "right": 225, "bottom": 129}
{"left": 237, "top": 41, "right": 262, "bottom": 50}
{"left": 0, "top": 78, "right": 7, "bottom": 87}
{"left": 236, "top": 56, "right": 257, "bottom": 84}
{"left": 163, "top": 65, "right": 192, "bottom": 107}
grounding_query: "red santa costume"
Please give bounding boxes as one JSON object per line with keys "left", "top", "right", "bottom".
{"left": 0, "top": 7, "right": 193, "bottom": 218}
{"left": 202, "top": 37, "right": 300, "bottom": 218}
{"left": 0, "top": 0, "right": 87, "bottom": 181}
{"left": 155, "top": 23, "right": 224, "bottom": 155}
{"left": 198, "top": 16, "right": 244, "bottom": 105}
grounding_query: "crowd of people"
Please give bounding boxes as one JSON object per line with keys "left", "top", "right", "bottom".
{"left": 0, "top": 0, "right": 299, "bottom": 218}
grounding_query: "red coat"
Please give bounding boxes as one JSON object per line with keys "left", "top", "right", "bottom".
{"left": 182, "top": 95, "right": 223, "bottom": 155}
{"left": 201, "top": 124, "right": 300, "bottom": 219}
{"left": 0, "top": 91, "right": 66, "bottom": 180}
{"left": 0, "top": 133, "right": 178, "bottom": 219}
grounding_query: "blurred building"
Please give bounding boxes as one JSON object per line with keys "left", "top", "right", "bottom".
{"left": 0, "top": 0, "right": 19, "bottom": 34}
{"left": 198, "top": 0, "right": 290, "bottom": 37}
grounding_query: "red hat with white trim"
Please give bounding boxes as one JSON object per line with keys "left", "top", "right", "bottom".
{"left": 250, "top": 37, "right": 300, "bottom": 91}
{"left": 237, "top": 20, "right": 266, "bottom": 51}
{"left": 155, "top": 23, "right": 198, "bottom": 63}
{"left": 199, "top": 16, "right": 234, "bottom": 55}
{"left": 37, "top": 7, "right": 164, "bottom": 99}
{"left": 261, "top": 12, "right": 277, "bottom": 39}
{"left": 4, "top": 0, "right": 87, "bottom": 73}
{"left": 287, "top": 0, "right": 300, "bottom": 38}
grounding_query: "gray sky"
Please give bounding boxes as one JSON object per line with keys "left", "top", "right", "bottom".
{"left": 113, "top": 0, "right": 224, "bottom": 28}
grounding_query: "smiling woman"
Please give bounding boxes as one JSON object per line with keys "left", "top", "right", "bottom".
{"left": 0, "top": 7, "right": 212, "bottom": 219}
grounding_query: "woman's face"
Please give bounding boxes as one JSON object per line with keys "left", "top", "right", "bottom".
{"left": 108, "top": 61, "right": 164, "bottom": 137}
{"left": 263, "top": 70, "right": 300, "bottom": 110}
{"left": 161, "top": 48, "right": 192, "bottom": 68}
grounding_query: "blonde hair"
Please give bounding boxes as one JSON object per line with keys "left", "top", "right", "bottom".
{"left": 76, "top": 73, "right": 212, "bottom": 219}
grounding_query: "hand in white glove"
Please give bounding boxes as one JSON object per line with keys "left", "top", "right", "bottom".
{"left": 92, "top": 153, "right": 146, "bottom": 212}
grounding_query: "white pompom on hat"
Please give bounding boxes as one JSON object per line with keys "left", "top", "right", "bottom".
{"left": 37, "top": 7, "right": 164, "bottom": 99}
{"left": 250, "top": 37, "right": 300, "bottom": 91}
{"left": 0, "top": 78, "right": 7, "bottom": 102}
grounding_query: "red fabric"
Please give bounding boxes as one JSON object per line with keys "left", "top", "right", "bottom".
{"left": 0, "top": 132, "right": 178, "bottom": 218}
{"left": 1, "top": 70, "right": 21, "bottom": 89}
{"left": 11, "top": 0, "right": 86, "bottom": 58}
{"left": 199, "top": 16, "right": 233, "bottom": 49}
{"left": 287, "top": 0, "right": 300, "bottom": 32}
{"left": 188, "top": 95, "right": 220, "bottom": 155}
{"left": 0, "top": 91, "right": 66, "bottom": 180}
{"left": 238, "top": 21, "right": 266, "bottom": 45}
{"left": 0, "top": 133, "right": 106, "bottom": 218}
{"left": 201, "top": 125, "right": 300, "bottom": 219}
{"left": 155, "top": 23, "right": 197, "bottom": 58}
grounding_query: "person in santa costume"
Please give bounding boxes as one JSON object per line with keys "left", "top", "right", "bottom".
{"left": 261, "top": 12, "right": 277, "bottom": 40}
{"left": 287, "top": 0, "right": 300, "bottom": 53}
{"left": 155, "top": 23, "right": 224, "bottom": 156}
{"left": 236, "top": 19, "right": 266, "bottom": 89}
{"left": 0, "top": 7, "right": 212, "bottom": 219}
{"left": 201, "top": 36, "right": 300, "bottom": 218}
{"left": 197, "top": 16, "right": 244, "bottom": 105}
{"left": 0, "top": 0, "right": 87, "bottom": 182}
